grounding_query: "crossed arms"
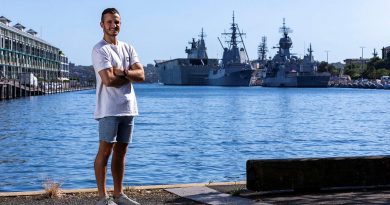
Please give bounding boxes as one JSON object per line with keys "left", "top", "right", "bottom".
{"left": 98, "top": 62, "right": 145, "bottom": 87}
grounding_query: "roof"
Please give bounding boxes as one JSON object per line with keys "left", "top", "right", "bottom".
{"left": 13, "top": 23, "right": 26, "bottom": 30}
{"left": 0, "top": 16, "right": 11, "bottom": 23}
{"left": 27, "top": 29, "right": 37, "bottom": 35}
{"left": 0, "top": 23, "right": 56, "bottom": 49}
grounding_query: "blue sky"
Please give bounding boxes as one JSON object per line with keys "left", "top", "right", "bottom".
{"left": 1, "top": 0, "right": 389, "bottom": 66}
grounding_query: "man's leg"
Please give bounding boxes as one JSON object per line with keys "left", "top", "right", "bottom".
{"left": 112, "top": 142, "right": 128, "bottom": 197}
{"left": 94, "top": 141, "right": 114, "bottom": 198}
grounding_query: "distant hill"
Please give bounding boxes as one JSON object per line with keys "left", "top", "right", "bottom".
{"left": 69, "top": 63, "right": 95, "bottom": 82}
{"left": 69, "top": 63, "right": 159, "bottom": 83}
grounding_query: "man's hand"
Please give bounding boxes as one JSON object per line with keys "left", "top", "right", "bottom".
{"left": 125, "top": 63, "right": 145, "bottom": 82}
{"left": 99, "top": 66, "right": 129, "bottom": 88}
{"left": 113, "top": 67, "right": 125, "bottom": 76}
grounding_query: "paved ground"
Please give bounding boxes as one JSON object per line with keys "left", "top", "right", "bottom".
{"left": 1, "top": 182, "right": 390, "bottom": 204}
{"left": 209, "top": 184, "right": 390, "bottom": 204}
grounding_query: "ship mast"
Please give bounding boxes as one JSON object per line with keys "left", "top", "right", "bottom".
{"left": 279, "top": 18, "right": 292, "bottom": 38}
{"left": 221, "top": 11, "right": 242, "bottom": 49}
{"left": 198, "top": 28, "right": 208, "bottom": 58}
{"left": 308, "top": 43, "right": 313, "bottom": 59}
{"left": 258, "top": 36, "right": 268, "bottom": 61}
{"left": 220, "top": 11, "right": 250, "bottom": 62}
{"left": 278, "top": 18, "right": 293, "bottom": 58}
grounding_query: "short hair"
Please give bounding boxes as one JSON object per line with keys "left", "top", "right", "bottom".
{"left": 101, "top": 8, "right": 120, "bottom": 23}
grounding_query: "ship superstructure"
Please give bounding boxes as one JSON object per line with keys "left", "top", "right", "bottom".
{"left": 262, "top": 19, "right": 330, "bottom": 87}
{"left": 208, "top": 12, "right": 256, "bottom": 86}
{"left": 156, "top": 28, "right": 219, "bottom": 85}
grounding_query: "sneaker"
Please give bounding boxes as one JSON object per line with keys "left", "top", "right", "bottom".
{"left": 114, "top": 193, "right": 140, "bottom": 205}
{"left": 96, "top": 196, "right": 117, "bottom": 205}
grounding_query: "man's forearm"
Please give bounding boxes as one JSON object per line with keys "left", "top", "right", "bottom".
{"left": 125, "top": 69, "right": 145, "bottom": 82}
{"left": 109, "top": 75, "right": 129, "bottom": 87}
{"left": 124, "top": 63, "right": 145, "bottom": 82}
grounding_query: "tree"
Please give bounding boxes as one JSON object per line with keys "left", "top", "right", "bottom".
{"left": 344, "top": 63, "right": 361, "bottom": 79}
{"left": 375, "top": 68, "right": 390, "bottom": 79}
{"left": 327, "top": 64, "right": 339, "bottom": 76}
{"left": 317, "top": 61, "right": 328, "bottom": 73}
{"left": 317, "top": 61, "right": 341, "bottom": 76}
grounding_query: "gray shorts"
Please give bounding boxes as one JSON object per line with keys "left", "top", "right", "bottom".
{"left": 98, "top": 116, "right": 135, "bottom": 143}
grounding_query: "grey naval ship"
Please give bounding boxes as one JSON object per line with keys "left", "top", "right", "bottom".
{"left": 155, "top": 29, "right": 219, "bottom": 85}
{"left": 208, "top": 13, "right": 255, "bottom": 86}
{"left": 262, "top": 19, "right": 330, "bottom": 87}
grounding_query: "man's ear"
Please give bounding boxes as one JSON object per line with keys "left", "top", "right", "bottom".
{"left": 100, "top": 22, "right": 104, "bottom": 29}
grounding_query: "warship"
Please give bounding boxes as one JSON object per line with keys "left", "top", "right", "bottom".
{"left": 262, "top": 19, "right": 330, "bottom": 87}
{"left": 155, "top": 28, "right": 219, "bottom": 85}
{"left": 208, "top": 13, "right": 256, "bottom": 86}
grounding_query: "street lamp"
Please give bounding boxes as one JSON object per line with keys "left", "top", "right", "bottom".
{"left": 360, "top": 46, "right": 365, "bottom": 70}
{"left": 324, "top": 50, "right": 330, "bottom": 63}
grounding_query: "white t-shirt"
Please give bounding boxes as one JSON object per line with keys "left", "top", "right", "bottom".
{"left": 91, "top": 39, "right": 140, "bottom": 119}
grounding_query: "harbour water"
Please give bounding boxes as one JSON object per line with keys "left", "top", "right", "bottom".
{"left": 0, "top": 84, "right": 389, "bottom": 192}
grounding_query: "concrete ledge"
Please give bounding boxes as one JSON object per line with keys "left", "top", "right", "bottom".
{"left": 0, "top": 181, "right": 245, "bottom": 197}
{"left": 247, "top": 155, "right": 390, "bottom": 191}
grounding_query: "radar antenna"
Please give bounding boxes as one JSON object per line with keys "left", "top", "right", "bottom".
{"left": 221, "top": 11, "right": 245, "bottom": 49}
{"left": 279, "top": 18, "right": 293, "bottom": 37}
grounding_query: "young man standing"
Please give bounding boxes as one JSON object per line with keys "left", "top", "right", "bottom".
{"left": 92, "top": 8, "right": 144, "bottom": 205}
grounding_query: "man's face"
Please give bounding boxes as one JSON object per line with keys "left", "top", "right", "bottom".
{"left": 101, "top": 13, "right": 121, "bottom": 37}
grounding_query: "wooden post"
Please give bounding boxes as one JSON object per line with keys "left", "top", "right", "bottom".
{"left": 12, "top": 79, "right": 15, "bottom": 99}
{"left": 0, "top": 84, "right": 2, "bottom": 100}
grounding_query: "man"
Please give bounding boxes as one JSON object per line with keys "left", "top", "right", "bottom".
{"left": 91, "top": 8, "right": 144, "bottom": 205}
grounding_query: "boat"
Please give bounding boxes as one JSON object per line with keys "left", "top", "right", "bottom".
{"left": 208, "top": 12, "right": 256, "bottom": 86}
{"left": 262, "top": 19, "right": 330, "bottom": 87}
{"left": 155, "top": 29, "right": 219, "bottom": 85}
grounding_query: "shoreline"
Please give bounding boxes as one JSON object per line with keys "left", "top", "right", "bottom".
{"left": 0, "top": 181, "right": 246, "bottom": 197}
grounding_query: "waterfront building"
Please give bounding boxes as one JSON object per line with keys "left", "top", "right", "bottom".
{"left": 143, "top": 64, "right": 159, "bottom": 83}
{"left": 0, "top": 16, "right": 69, "bottom": 81}
{"left": 382, "top": 46, "right": 390, "bottom": 59}
{"left": 343, "top": 58, "right": 370, "bottom": 65}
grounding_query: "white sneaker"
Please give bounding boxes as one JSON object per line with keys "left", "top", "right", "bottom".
{"left": 114, "top": 193, "right": 140, "bottom": 205}
{"left": 96, "top": 196, "right": 118, "bottom": 205}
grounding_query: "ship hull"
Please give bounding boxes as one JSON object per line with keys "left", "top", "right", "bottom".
{"left": 208, "top": 68, "right": 255, "bottom": 87}
{"left": 157, "top": 58, "right": 219, "bottom": 85}
{"left": 296, "top": 75, "right": 330, "bottom": 87}
{"left": 157, "top": 59, "right": 255, "bottom": 86}
{"left": 263, "top": 74, "right": 330, "bottom": 87}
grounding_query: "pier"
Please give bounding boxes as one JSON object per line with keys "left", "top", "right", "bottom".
{"left": 0, "top": 78, "right": 94, "bottom": 100}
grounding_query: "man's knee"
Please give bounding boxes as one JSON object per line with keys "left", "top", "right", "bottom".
{"left": 113, "top": 142, "right": 128, "bottom": 156}
{"left": 98, "top": 141, "right": 115, "bottom": 157}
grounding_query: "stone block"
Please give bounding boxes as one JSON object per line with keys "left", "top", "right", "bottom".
{"left": 246, "top": 155, "right": 390, "bottom": 191}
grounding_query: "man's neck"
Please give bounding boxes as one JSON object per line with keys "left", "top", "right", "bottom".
{"left": 103, "top": 35, "right": 118, "bottom": 45}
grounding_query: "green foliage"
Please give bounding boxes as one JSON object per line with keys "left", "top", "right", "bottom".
{"left": 344, "top": 64, "right": 361, "bottom": 79}
{"left": 342, "top": 54, "right": 390, "bottom": 80}
{"left": 327, "top": 64, "right": 339, "bottom": 76}
{"left": 317, "top": 61, "right": 328, "bottom": 73}
{"left": 317, "top": 61, "right": 339, "bottom": 76}
{"left": 376, "top": 68, "right": 390, "bottom": 79}
{"left": 362, "top": 56, "right": 390, "bottom": 79}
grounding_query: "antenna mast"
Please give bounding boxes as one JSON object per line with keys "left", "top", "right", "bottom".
{"left": 258, "top": 36, "right": 268, "bottom": 61}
